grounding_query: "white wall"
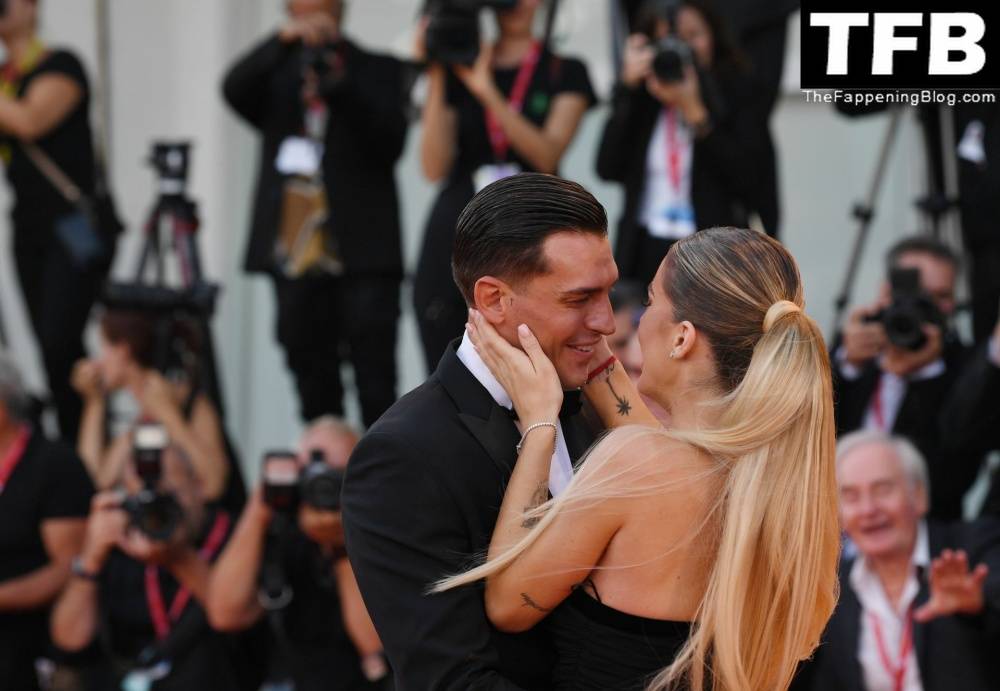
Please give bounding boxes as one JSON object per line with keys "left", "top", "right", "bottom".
{"left": 0, "top": 3, "right": 933, "bottom": 480}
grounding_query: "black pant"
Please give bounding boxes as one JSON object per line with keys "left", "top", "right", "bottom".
{"left": 13, "top": 225, "right": 107, "bottom": 444}
{"left": 272, "top": 273, "right": 400, "bottom": 428}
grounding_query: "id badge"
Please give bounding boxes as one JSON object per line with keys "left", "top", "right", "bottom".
{"left": 647, "top": 204, "right": 696, "bottom": 240}
{"left": 275, "top": 137, "right": 323, "bottom": 177}
{"left": 473, "top": 163, "right": 522, "bottom": 193}
{"left": 121, "top": 661, "right": 171, "bottom": 691}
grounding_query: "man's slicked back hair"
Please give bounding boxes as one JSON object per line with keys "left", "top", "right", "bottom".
{"left": 451, "top": 173, "right": 608, "bottom": 304}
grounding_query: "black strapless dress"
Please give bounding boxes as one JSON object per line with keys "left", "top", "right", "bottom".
{"left": 547, "top": 587, "right": 692, "bottom": 690}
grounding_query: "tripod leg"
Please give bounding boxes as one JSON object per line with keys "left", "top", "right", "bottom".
{"left": 831, "top": 107, "right": 905, "bottom": 334}
{"left": 0, "top": 291, "right": 8, "bottom": 349}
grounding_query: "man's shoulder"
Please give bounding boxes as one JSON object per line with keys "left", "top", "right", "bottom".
{"left": 349, "top": 377, "right": 469, "bottom": 467}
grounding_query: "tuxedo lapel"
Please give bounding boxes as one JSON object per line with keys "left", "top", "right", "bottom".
{"left": 459, "top": 406, "right": 521, "bottom": 478}
{"left": 436, "top": 340, "right": 521, "bottom": 479}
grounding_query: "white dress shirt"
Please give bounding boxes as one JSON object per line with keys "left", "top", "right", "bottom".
{"left": 638, "top": 107, "right": 696, "bottom": 240}
{"left": 836, "top": 349, "right": 945, "bottom": 432}
{"left": 837, "top": 337, "right": 1000, "bottom": 433}
{"left": 456, "top": 332, "right": 575, "bottom": 496}
{"left": 849, "top": 522, "right": 930, "bottom": 691}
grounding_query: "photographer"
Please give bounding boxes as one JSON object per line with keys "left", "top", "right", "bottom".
{"left": 71, "top": 309, "right": 239, "bottom": 512}
{"left": 0, "top": 351, "right": 92, "bottom": 690}
{"left": 49, "top": 441, "right": 248, "bottom": 690}
{"left": 207, "top": 417, "right": 387, "bottom": 690}
{"left": 222, "top": 0, "right": 409, "bottom": 428}
{"left": 596, "top": 0, "right": 769, "bottom": 286}
{"left": 835, "top": 236, "right": 999, "bottom": 520}
{"left": 413, "top": 0, "right": 596, "bottom": 370}
{"left": 0, "top": 0, "right": 121, "bottom": 443}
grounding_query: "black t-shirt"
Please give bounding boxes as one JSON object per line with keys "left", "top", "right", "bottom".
{"left": 445, "top": 48, "right": 596, "bottom": 178}
{"left": 267, "top": 526, "right": 375, "bottom": 691}
{"left": 0, "top": 431, "right": 93, "bottom": 688}
{"left": 97, "top": 509, "right": 251, "bottom": 691}
{"left": 2, "top": 48, "right": 96, "bottom": 233}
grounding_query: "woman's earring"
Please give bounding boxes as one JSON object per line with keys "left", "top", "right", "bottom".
{"left": 669, "top": 349, "right": 679, "bottom": 359}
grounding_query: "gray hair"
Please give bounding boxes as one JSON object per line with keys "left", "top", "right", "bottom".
{"left": 835, "top": 430, "right": 929, "bottom": 494}
{"left": 0, "top": 351, "right": 30, "bottom": 423}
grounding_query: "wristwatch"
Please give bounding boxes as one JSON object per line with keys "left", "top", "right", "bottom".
{"left": 70, "top": 556, "right": 101, "bottom": 581}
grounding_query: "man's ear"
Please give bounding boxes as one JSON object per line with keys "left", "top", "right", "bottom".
{"left": 472, "top": 277, "right": 512, "bottom": 325}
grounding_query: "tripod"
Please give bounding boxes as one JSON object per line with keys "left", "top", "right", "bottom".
{"left": 134, "top": 165, "right": 227, "bottom": 419}
{"left": 831, "top": 104, "right": 965, "bottom": 334}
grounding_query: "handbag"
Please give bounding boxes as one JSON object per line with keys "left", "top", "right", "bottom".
{"left": 21, "top": 142, "right": 122, "bottom": 271}
{"left": 275, "top": 173, "right": 343, "bottom": 278}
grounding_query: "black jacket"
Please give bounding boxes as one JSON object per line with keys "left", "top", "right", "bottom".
{"left": 939, "top": 342, "right": 1000, "bottom": 516}
{"left": 342, "top": 342, "right": 595, "bottom": 690}
{"left": 792, "top": 519, "right": 1000, "bottom": 691}
{"left": 831, "top": 336, "right": 980, "bottom": 520}
{"left": 595, "top": 66, "right": 772, "bottom": 278}
{"left": 222, "top": 35, "right": 409, "bottom": 276}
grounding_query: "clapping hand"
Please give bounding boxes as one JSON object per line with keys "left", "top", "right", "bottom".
{"left": 467, "top": 309, "right": 562, "bottom": 424}
{"left": 913, "top": 549, "right": 989, "bottom": 622}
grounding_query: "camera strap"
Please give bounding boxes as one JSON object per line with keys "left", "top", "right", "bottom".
{"left": 0, "top": 425, "right": 31, "bottom": 496}
{"left": 144, "top": 511, "right": 230, "bottom": 640}
{"left": 484, "top": 40, "right": 542, "bottom": 162}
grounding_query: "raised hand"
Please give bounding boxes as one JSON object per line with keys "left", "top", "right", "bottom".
{"left": 467, "top": 309, "right": 562, "bottom": 424}
{"left": 71, "top": 358, "right": 104, "bottom": 401}
{"left": 913, "top": 549, "right": 989, "bottom": 623}
{"left": 453, "top": 43, "right": 497, "bottom": 102}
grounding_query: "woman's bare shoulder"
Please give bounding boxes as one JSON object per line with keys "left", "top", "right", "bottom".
{"left": 577, "top": 425, "right": 706, "bottom": 489}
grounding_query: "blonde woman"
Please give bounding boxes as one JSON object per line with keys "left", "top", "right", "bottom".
{"left": 437, "top": 227, "right": 840, "bottom": 690}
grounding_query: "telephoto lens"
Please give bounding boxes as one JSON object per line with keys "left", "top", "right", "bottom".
{"left": 424, "top": 0, "right": 519, "bottom": 65}
{"left": 299, "top": 449, "right": 345, "bottom": 511}
{"left": 652, "top": 36, "right": 692, "bottom": 83}
{"left": 863, "top": 267, "right": 947, "bottom": 351}
{"left": 125, "top": 423, "right": 183, "bottom": 541}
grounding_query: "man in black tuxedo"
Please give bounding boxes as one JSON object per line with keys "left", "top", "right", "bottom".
{"left": 833, "top": 236, "right": 986, "bottom": 520}
{"left": 222, "top": 0, "right": 411, "bottom": 427}
{"left": 792, "top": 431, "right": 1000, "bottom": 691}
{"left": 342, "top": 174, "right": 618, "bottom": 690}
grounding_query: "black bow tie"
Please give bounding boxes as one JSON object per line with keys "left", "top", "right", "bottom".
{"left": 506, "top": 389, "right": 583, "bottom": 421}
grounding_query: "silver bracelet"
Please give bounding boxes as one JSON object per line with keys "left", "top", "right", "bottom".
{"left": 516, "top": 422, "right": 558, "bottom": 454}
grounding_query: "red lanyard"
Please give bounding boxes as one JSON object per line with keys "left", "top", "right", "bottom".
{"left": 871, "top": 374, "right": 886, "bottom": 431}
{"left": 664, "top": 108, "right": 683, "bottom": 194}
{"left": 0, "top": 426, "right": 31, "bottom": 495}
{"left": 869, "top": 606, "right": 914, "bottom": 691}
{"left": 484, "top": 41, "right": 542, "bottom": 162}
{"left": 145, "top": 512, "right": 230, "bottom": 640}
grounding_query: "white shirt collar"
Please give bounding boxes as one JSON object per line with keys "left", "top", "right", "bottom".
{"left": 455, "top": 331, "right": 576, "bottom": 496}
{"left": 456, "top": 331, "right": 513, "bottom": 411}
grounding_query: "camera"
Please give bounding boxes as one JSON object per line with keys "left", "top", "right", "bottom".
{"left": 263, "top": 450, "right": 345, "bottom": 514}
{"left": 651, "top": 35, "right": 692, "bottom": 83}
{"left": 123, "top": 423, "right": 183, "bottom": 541}
{"left": 424, "top": 0, "right": 518, "bottom": 65}
{"left": 149, "top": 141, "right": 191, "bottom": 197}
{"left": 864, "top": 267, "right": 947, "bottom": 351}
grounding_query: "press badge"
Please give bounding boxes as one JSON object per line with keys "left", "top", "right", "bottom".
{"left": 275, "top": 136, "right": 323, "bottom": 177}
{"left": 647, "top": 204, "right": 696, "bottom": 240}
{"left": 474, "top": 163, "right": 521, "bottom": 193}
{"left": 121, "top": 660, "right": 171, "bottom": 691}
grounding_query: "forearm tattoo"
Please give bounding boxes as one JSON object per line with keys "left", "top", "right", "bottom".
{"left": 521, "top": 482, "right": 549, "bottom": 529}
{"left": 605, "top": 364, "right": 632, "bottom": 416}
{"left": 520, "top": 592, "right": 551, "bottom": 612}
